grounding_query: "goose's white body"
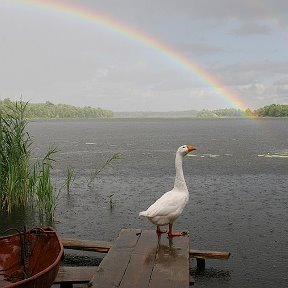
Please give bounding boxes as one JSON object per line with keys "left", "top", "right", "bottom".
{"left": 139, "top": 145, "right": 196, "bottom": 237}
{"left": 139, "top": 188, "right": 189, "bottom": 226}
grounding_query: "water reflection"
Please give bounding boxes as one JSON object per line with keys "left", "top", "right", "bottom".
{"left": 0, "top": 207, "right": 53, "bottom": 234}
{"left": 153, "top": 234, "right": 231, "bottom": 286}
{"left": 143, "top": 233, "right": 185, "bottom": 263}
{"left": 191, "top": 266, "right": 231, "bottom": 281}
{"left": 157, "top": 235, "right": 180, "bottom": 260}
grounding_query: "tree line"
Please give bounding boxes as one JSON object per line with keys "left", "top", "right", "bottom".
{"left": 0, "top": 99, "right": 113, "bottom": 119}
{"left": 197, "top": 104, "right": 288, "bottom": 118}
{"left": 0, "top": 99, "right": 286, "bottom": 118}
{"left": 254, "top": 104, "right": 288, "bottom": 117}
{"left": 196, "top": 108, "right": 244, "bottom": 118}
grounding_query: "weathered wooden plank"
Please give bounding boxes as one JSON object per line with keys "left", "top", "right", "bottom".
{"left": 54, "top": 266, "right": 96, "bottom": 285}
{"left": 190, "top": 249, "right": 230, "bottom": 260}
{"left": 61, "top": 238, "right": 230, "bottom": 261}
{"left": 61, "top": 238, "right": 112, "bottom": 253}
{"left": 149, "top": 233, "right": 190, "bottom": 288}
{"left": 88, "top": 229, "right": 141, "bottom": 288}
{"left": 196, "top": 258, "right": 206, "bottom": 270}
{"left": 119, "top": 230, "right": 160, "bottom": 288}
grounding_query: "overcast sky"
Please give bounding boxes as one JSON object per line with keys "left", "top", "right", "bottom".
{"left": 1, "top": 0, "right": 287, "bottom": 111}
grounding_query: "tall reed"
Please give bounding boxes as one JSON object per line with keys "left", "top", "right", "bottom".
{"left": 87, "top": 153, "right": 122, "bottom": 186}
{"left": 0, "top": 101, "right": 56, "bottom": 221}
{"left": 65, "top": 165, "right": 75, "bottom": 193}
{"left": 0, "top": 102, "right": 31, "bottom": 212}
{"left": 35, "top": 146, "right": 57, "bottom": 220}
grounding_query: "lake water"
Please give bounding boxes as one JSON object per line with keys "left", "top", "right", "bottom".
{"left": 1, "top": 118, "right": 288, "bottom": 287}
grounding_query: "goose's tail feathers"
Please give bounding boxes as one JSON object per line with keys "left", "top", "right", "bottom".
{"left": 139, "top": 211, "right": 148, "bottom": 217}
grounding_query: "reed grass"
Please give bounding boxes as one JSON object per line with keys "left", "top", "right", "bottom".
{"left": 65, "top": 165, "right": 75, "bottom": 193}
{"left": 0, "top": 101, "right": 56, "bottom": 221}
{"left": 0, "top": 101, "right": 31, "bottom": 212}
{"left": 35, "top": 146, "right": 57, "bottom": 220}
{"left": 87, "top": 152, "right": 122, "bottom": 186}
{"left": 0, "top": 100, "right": 123, "bottom": 224}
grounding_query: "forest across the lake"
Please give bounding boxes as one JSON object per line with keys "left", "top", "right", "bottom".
{"left": 0, "top": 98, "right": 287, "bottom": 119}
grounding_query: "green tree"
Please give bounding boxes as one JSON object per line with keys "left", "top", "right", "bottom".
{"left": 0, "top": 99, "right": 114, "bottom": 119}
{"left": 256, "top": 104, "right": 288, "bottom": 117}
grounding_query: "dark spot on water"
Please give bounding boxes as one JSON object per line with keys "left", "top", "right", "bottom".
{"left": 62, "top": 253, "right": 103, "bottom": 266}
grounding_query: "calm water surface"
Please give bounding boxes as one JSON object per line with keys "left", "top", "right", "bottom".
{"left": 1, "top": 118, "right": 287, "bottom": 287}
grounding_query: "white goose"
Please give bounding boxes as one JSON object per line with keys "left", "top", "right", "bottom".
{"left": 139, "top": 145, "right": 196, "bottom": 237}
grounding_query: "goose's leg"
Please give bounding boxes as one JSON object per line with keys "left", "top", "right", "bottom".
{"left": 156, "top": 225, "right": 167, "bottom": 234}
{"left": 168, "top": 223, "right": 186, "bottom": 237}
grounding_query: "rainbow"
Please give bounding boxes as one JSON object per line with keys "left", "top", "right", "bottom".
{"left": 17, "top": 0, "right": 249, "bottom": 112}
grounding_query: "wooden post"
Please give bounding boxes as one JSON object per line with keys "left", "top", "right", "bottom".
{"left": 60, "top": 283, "right": 73, "bottom": 288}
{"left": 196, "top": 258, "right": 205, "bottom": 270}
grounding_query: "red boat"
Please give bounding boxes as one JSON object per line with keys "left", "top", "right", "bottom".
{"left": 0, "top": 227, "right": 63, "bottom": 288}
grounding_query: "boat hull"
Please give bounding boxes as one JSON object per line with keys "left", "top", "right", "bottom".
{"left": 0, "top": 227, "right": 63, "bottom": 288}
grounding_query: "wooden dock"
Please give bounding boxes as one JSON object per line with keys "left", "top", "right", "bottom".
{"left": 56, "top": 228, "right": 230, "bottom": 287}
{"left": 88, "top": 229, "right": 189, "bottom": 288}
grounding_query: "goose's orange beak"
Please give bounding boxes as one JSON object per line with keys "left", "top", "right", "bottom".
{"left": 187, "top": 145, "right": 197, "bottom": 152}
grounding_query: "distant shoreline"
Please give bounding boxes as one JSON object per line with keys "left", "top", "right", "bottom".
{"left": 26, "top": 116, "right": 288, "bottom": 121}
{"left": 1, "top": 99, "right": 287, "bottom": 119}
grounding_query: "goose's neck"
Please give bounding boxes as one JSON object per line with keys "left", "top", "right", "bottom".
{"left": 174, "top": 153, "right": 188, "bottom": 190}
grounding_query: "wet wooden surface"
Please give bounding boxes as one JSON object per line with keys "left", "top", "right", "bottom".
{"left": 88, "top": 229, "right": 190, "bottom": 288}
{"left": 54, "top": 266, "right": 96, "bottom": 286}
{"left": 61, "top": 237, "right": 230, "bottom": 261}
{"left": 189, "top": 249, "right": 230, "bottom": 259}
{"left": 61, "top": 238, "right": 112, "bottom": 253}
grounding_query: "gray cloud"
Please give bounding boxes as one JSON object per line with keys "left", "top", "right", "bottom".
{"left": 232, "top": 21, "right": 272, "bottom": 35}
